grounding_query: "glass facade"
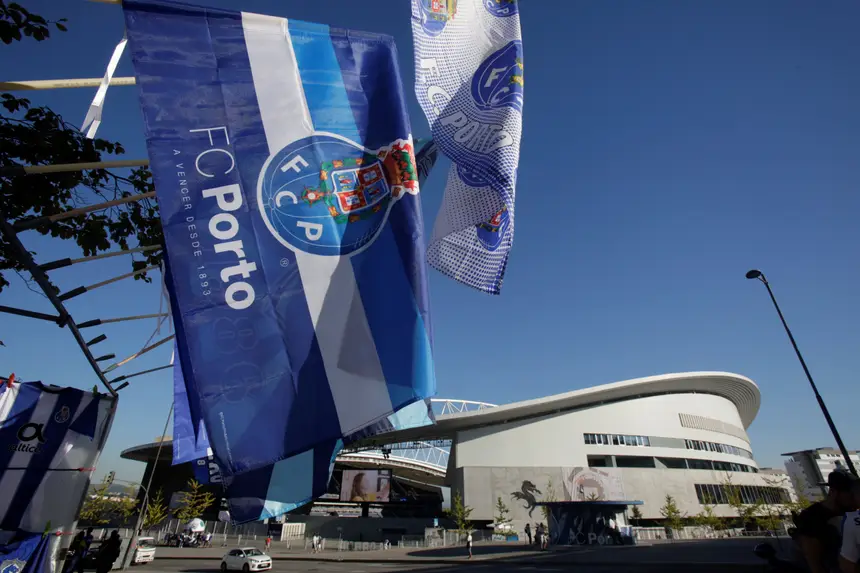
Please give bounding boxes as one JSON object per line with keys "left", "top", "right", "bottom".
{"left": 583, "top": 433, "right": 650, "bottom": 446}
{"left": 684, "top": 439, "right": 753, "bottom": 460}
{"left": 695, "top": 483, "right": 789, "bottom": 505}
{"left": 583, "top": 433, "right": 755, "bottom": 461}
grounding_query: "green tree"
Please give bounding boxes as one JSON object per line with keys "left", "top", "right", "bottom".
{"left": 630, "top": 505, "right": 643, "bottom": 526}
{"left": 757, "top": 475, "right": 790, "bottom": 533}
{"left": 756, "top": 501, "right": 783, "bottom": 533}
{"left": 173, "top": 479, "right": 215, "bottom": 522}
{"left": 142, "top": 488, "right": 169, "bottom": 530}
{"left": 693, "top": 494, "right": 721, "bottom": 534}
{"left": 784, "top": 475, "right": 816, "bottom": 517}
{"left": 722, "top": 473, "right": 761, "bottom": 530}
{"left": 494, "top": 496, "right": 511, "bottom": 532}
{"left": 659, "top": 495, "right": 685, "bottom": 533}
{"left": 446, "top": 490, "right": 473, "bottom": 534}
{"left": 0, "top": 1, "right": 67, "bottom": 43}
{"left": 79, "top": 483, "right": 138, "bottom": 525}
{"left": 540, "top": 478, "right": 558, "bottom": 523}
{"left": 0, "top": 1, "right": 162, "bottom": 292}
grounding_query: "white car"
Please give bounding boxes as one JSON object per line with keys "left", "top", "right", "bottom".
{"left": 220, "top": 547, "right": 272, "bottom": 572}
{"left": 132, "top": 537, "right": 157, "bottom": 564}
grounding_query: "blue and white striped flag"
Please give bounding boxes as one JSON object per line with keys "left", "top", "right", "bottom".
{"left": 0, "top": 533, "right": 44, "bottom": 573}
{"left": 171, "top": 343, "right": 210, "bottom": 466}
{"left": 411, "top": 0, "right": 523, "bottom": 294}
{"left": 124, "top": 0, "right": 436, "bottom": 520}
{"left": 0, "top": 382, "right": 114, "bottom": 533}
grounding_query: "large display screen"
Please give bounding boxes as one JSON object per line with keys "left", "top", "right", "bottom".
{"left": 340, "top": 469, "right": 391, "bottom": 503}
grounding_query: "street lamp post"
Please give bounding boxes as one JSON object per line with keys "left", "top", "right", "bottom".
{"left": 121, "top": 403, "right": 173, "bottom": 570}
{"left": 745, "top": 269, "right": 857, "bottom": 477}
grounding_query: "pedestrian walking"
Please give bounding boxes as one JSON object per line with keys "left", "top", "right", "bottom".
{"left": 466, "top": 532, "right": 473, "bottom": 559}
{"left": 95, "top": 531, "right": 121, "bottom": 573}
{"left": 524, "top": 523, "right": 532, "bottom": 546}
{"left": 265, "top": 536, "right": 271, "bottom": 552}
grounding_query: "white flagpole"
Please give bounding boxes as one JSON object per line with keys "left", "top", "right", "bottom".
{"left": 3, "top": 159, "right": 149, "bottom": 174}
{"left": 81, "top": 34, "right": 129, "bottom": 139}
{"left": 0, "top": 77, "right": 135, "bottom": 91}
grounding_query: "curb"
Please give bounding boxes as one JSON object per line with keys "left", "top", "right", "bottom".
{"left": 152, "top": 555, "right": 762, "bottom": 568}
{"left": 154, "top": 555, "right": 545, "bottom": 565}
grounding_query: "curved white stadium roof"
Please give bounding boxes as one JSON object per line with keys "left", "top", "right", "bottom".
{"left": 353, "top": 371, "right": 760, "bottom": 447}
{"left": 121, "top": 372, "right": 759, "bottom": 467}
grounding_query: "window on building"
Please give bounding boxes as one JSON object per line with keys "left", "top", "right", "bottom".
{"left": 683, "top": 438, "right": 753, "bottom": 460}
{"left": 587, "top": 455, "right": 609, "bottom": 467}
{"left": 583, "top": 433, "right": 652, "bottom": 448}
{"left": 658, "top": 457, "right": 688, "bottom": 469}
{"left": 687, "top": 458, "right": 713, "bottom": 470}
{"left": 695, "top": 484, "right": 787, "bottom": 505}
{"left": 615, "top": 455, "right": 656, "bottom": 468}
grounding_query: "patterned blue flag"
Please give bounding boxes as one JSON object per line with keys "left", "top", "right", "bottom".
{"left": 124, "top": 0, "right": 436, "bottom": 517}
{"left": 0, "top": 533, "right": 43, "bottom": 573}
{"left": 411, "top": 0, "right": 523, "bottom": 294}
{"left": 171, "top": 343, "right": 210, "bottom": 466}
{"left": 171, "top": 139, "right": 439, "bottom": 469}
{"left": 0, "top": 383, "right": 114, "bottom": 533}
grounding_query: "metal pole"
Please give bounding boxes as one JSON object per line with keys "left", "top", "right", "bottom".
{"left": 0, "top": 77, "right": 135, "bottom": 91}
{"left": 0, "top": 159, "right": 149, "bottom": 176}
{"left": 0, "top": 215, "right": 116, "bottom": 396}
{"left": 14, "top": 192, "right": 155, "bottom": 231}
{"left": 755, "top": 274, "right": 857, "bottom": 477}
{"left": 122, "top": 403, "right": 173, "bottom": 570}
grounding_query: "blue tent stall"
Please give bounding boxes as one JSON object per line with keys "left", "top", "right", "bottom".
{"left": 535, "top": 500, "right": 644, "bottom": 546}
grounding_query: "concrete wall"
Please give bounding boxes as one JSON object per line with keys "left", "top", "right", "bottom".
{"left": 454, "top": 393, "right": 753, "bottom": 470}
{"left": 451, "top": 392, "right": 778, "bottom": 525}
{"left": 459, "top": 465, "right": 777, "bottom": 523}
{"left": 284, "top": 516, "right": 447, "bottom": 542}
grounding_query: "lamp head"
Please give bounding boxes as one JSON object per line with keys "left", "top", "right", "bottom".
{"left": 745, "top": 270, "right": 763, "bottom": 280}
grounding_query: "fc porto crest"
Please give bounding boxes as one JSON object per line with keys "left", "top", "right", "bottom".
{"left": 476, "top": 205, "right": 510, "bottom": 251}
{"left": 0, "top": 560, "right": 25, "bottom": 573}
{"left": 472, "top": 40, "right": 524, "bottom": 113}
{"left": 418, "top": 0, "right": 458, "bottom": 36}
{"left": 54, "top": 405, "right": 71, "bottom": 424}
{"left": 484, "top": 0, "right": 518, "bottom": 17}
{"left": 258, "top": 133, "right": 419, "bottom": 257}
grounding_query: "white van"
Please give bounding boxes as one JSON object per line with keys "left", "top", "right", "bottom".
{"left": 132, "top": 537, "right": 156, "bottom": 565}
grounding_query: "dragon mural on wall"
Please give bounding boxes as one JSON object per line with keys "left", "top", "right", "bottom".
{"left": 511, "top": 480, "right": 542, "bottom": 517}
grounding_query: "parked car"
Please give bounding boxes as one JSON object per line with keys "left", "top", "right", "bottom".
{"left": 220, "top": 548, "right": 272, "bottom": 572}
{"left": 132, "top": 537, "right": 157, "bottom": 565}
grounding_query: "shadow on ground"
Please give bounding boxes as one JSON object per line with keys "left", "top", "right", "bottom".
{"left": 406, "top": 543, "right": 537, "bottom": 558}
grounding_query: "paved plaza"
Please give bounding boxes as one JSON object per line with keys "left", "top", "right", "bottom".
{"left": 143, "top": 537, "right": 785, "bottom": 572}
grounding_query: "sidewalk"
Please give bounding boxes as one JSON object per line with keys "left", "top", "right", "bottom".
{"left": 155, "top": 543, "right": 575, "bottom": 565}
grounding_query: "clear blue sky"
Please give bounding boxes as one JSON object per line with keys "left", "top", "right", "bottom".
{"left": 3, "top": 0, "right": 860, "bottom": 484}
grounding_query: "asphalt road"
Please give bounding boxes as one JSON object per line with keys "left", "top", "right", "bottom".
{"left": 143, "top": 550, "right": 772, "bottom": 573}
{"left": 139, "top": 537, "right": 786, "bottom": 573}
{"left": 131, "top": 561, "right": 688, "bottom": 573}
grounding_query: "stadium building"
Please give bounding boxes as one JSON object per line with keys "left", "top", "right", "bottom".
{"left": 122, "top": 372, "right": 791, "bottom": 538}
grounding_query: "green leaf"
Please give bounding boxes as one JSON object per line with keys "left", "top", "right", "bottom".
{"left": 0, "top": 3, "right": 165, "bottom": 291}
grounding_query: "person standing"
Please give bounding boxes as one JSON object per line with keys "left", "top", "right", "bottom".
{"left": 466, "top": 531, "right": 473, "bottom": 559}
{"left": 524, "top": 523, "right": 532, "bottom": 547}
{"left": 608, "top": 516, "right": 623, "bottom": 545}
{"left": 76, "top": 528, "right": 94, "bottom": 573}
{"left": 264, "top": 536, "right": 271, "bottom": 552}
{"left": 64, "top": 531, "right": 85, "bottom": 573}
{"left": 95, "top": 531, "right": 122, "bottom": 573}
{"left": 794, "top": 470, "right": 859, "bottom": 573}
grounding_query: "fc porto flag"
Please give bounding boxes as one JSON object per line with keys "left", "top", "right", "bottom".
{"left": 124, "top": 0, "right": 436, "bottom": 506}
{"left": 411, "top": 0, "right": 524, "bottom": 294}
{"left": 0, "top": 382, "right": 114, "bottom": 533}
{"left": 171, "top": 343, "right": 210, "bottom": 466}
{"left": 225, "top": 399, "right": 435, "bottom": 523}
